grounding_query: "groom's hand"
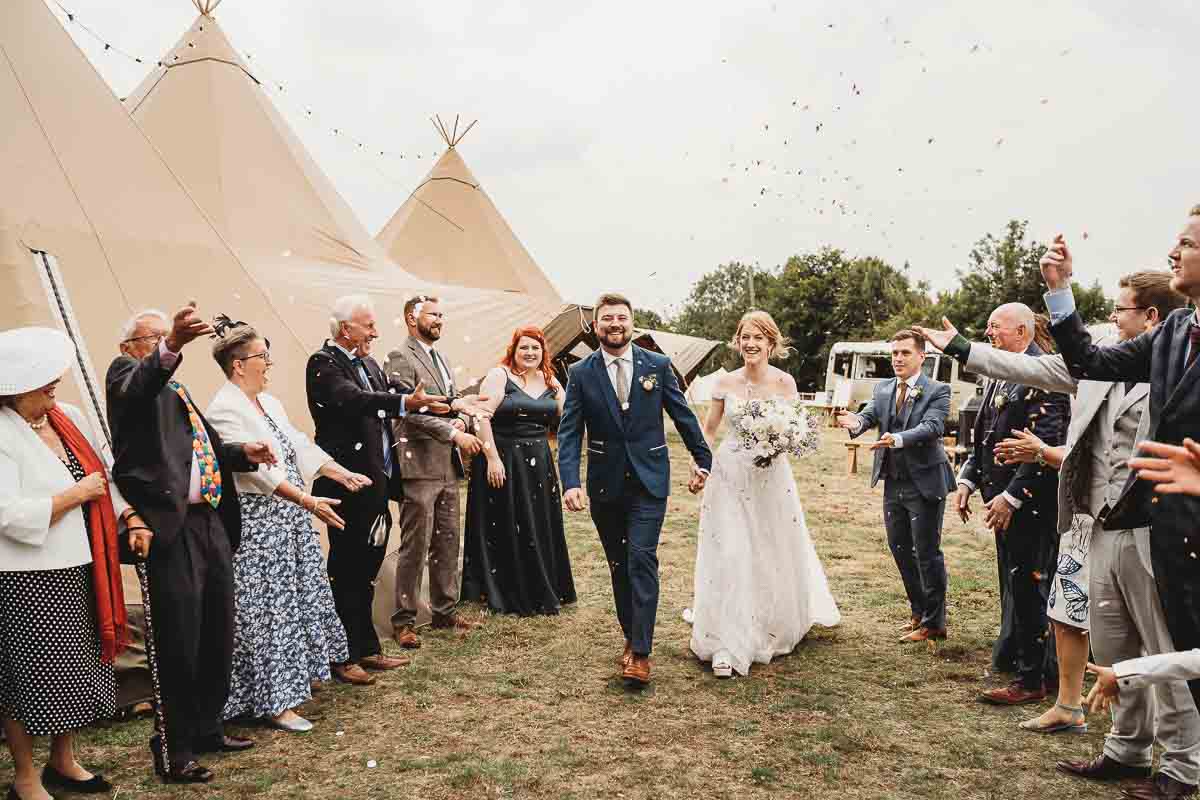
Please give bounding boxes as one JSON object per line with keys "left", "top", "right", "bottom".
{"left": 563, "top": 488, "right": 587, "bottom": 512}
{"left": 834, "top": 410, "right": 860, "bottom": 431}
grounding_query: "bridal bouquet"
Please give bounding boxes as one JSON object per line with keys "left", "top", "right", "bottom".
{"left": 730, "top": 398, "right": 821, "bottom": 468}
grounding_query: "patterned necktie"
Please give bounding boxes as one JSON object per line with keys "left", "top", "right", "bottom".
{"left": 895, "top": 381, "right": 909, "bottom": 415}
{"left": 613, "top": 358, "right": 629, "bottom": 408}
{"left": 1187, "top": 324, "right": 1200, "bottom": 369}
{"left": 170, "top": 381, "right": 221, "bottom": 509}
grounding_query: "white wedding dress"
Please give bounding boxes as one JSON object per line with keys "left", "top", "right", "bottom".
{"left": 690, "top": 392, "right": 841, "bottom": 676}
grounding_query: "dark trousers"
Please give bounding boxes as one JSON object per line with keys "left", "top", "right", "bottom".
{"left": 590, "top": 475, "right": 667, "bottom": 656}
{"left": 1149, "top": 523, "right": 1200, "bottom": 710}
{"left": 327, "top": 500, "right": 390, "bottom": 663}
{"left": 993, "top": 515, "right": 1058, "bottom": 689}
{"left": 883, "top": 479, "right": 948, "bottom": 630}
{"left": 146, "top": 505, "right": 234, "bottom": 768}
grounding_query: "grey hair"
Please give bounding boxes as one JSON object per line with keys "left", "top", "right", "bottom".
{"left": 119, "top": 309, "right": 169, "bottom": 342}
{"left": 212, "top": 325, "right": 263, "bottom": 378}
{"left": 329, "top": 294, "right": 373, "bottom": 339}
{"left": 994, "top": 302, "right": 1036, "bottom": 338}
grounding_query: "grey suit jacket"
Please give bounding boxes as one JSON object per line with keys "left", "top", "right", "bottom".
{"left": 385, "top": 338, "right": 464, "bottom": 482}
{"left": 963, "top": 342, "right": 1151, "bottom": 535}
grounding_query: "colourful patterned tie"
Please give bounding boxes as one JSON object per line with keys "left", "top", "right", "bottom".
{"left": 169, "top": 381, "right": 221, "bottom": 509}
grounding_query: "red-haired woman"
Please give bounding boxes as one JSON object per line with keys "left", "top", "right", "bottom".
{"left": 461, "top": 327, "right": 576, "bottom": 616}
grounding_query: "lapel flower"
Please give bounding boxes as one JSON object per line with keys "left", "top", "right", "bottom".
{"left": 994, "top": 391, "right": 1007, "bottom": 410}
{"left": 909, "top": 386, "right": 923, "bottom": 402}
{"left": 641, "top": 373, "right": 659, "bottom": 392}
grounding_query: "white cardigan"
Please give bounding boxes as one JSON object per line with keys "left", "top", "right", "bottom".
{"left": 205, "top": 382, "right": 332, "bottom": 495}
{"left": 0, "top": 403, "right": 131, "bottom": 572}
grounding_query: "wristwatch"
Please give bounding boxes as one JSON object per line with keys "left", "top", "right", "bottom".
{"left": 1035, "top": 445, "right": 1048, "bottom": 467}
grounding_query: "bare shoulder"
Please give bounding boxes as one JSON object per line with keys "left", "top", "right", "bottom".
{"left": 769, "top": 367, "right": 797, "bottom": 393}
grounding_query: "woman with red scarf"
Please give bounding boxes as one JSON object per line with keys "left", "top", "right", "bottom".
{"left": 0, "top": 327, "right": 145, "bottom": 800}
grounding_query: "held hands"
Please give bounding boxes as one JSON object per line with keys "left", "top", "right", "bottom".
{"left": 1085, "top": 663, "right": 1120, "bottom": 714}
{"left": 75, "top": 471, "right": 109, "bottom": 503}
{"left": 243, "top": 441, "right": 278, "bottom": 466}
{"left": 868, "top": 433, "right": 897, "bottom": 451}
{"left": 1040, "top": 234, "right": 1074, "bottom": 291}
{"left": 955, "top": 484, "right": 972, "bottom": 523}
{"left": 450, "top": 418, "right": 467, "bottom": 432}
{"left": 405, "top": 380, "right": 451, "bottom": 415}
{"left": 563, "top": 487, "right": 587, "bottom": 512}
{"left": 486, "top": 458, "right": 506, "bottom": 489}
{"left": 912, "top": 318, "right": 959, "bottom": 353}
{"left": 994, "top": 428, "right": 1045, "bottom": 465}
{"left": 164, "top": 300, "right": 214, "bottom": 352}
{"left": 1128, "top": 438, "right": 1200, "bottom": 496}
{"left": 983, "top": 494, "right": 1015, "bottom": 532}
{"left": 688, "top": 463, "right": 709, "bottom": 494}
{"left": 453, "top": 431, "right": 484, "bottom": 456}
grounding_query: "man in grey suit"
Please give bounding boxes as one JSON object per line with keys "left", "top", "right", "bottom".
{"left": 836, "top": 330, "right": 957, "bottom": 642}
{"left": 385, "top": 295, "right": 485, "bottom": 649}
{"left": 918, "top": 270, "right": 1199, "bottom": 796}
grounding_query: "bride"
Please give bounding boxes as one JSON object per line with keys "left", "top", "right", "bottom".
{"left": 690, "top": 310, "right": 840, "bottom": 677}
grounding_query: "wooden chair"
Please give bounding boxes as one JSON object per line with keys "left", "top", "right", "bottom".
{"left": 843, "top": 441, "right": 863, "bottom": 475}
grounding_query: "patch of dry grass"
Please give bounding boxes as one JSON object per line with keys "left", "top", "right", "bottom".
{"left": 3, "top": 431, "right": 1124, "bottom": 799}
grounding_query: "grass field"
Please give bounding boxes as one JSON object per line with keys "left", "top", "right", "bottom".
{"left": 2, "top": 427, "right": 1129, "bottom": 799}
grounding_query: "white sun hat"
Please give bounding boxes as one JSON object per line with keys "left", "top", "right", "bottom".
{"left": 0, "top": 327, "right": 75, "bottom": 396}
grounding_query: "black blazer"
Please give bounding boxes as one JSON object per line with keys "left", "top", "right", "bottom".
{"left": 305, "top": 342, "right": 411, "bottom": 525}
{"left": 959, "top": 341, "right": 1070, "bottom": 521}
{"left": 105, "top": 349, "right": 253, "bottom": 553}
{"left": 1052, "top": 308, "right": 1200, "bottom": 531}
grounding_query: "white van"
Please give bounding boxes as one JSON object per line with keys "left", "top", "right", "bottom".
{"left": 824, "top": 340, "right": 981, "bottom": 424}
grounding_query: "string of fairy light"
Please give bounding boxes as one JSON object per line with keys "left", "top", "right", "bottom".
{"left": 49, "top": 1, "right": 439, "bottom": 187}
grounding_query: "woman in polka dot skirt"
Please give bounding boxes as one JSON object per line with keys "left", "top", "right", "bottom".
{"left": 0, "top": 328, "right": 148, "bottom": 800}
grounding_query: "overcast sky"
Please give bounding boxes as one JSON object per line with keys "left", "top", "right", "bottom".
{"left": 60, "top": 0, "right": 1200, "bottom": 316}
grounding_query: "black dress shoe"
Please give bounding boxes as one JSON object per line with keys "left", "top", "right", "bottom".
{"left": 42, "top": 764, "right": 113, "bottom": 793}
{"left": 1056, "top": 753, "right": 1153, "bottom": 782}
{"left": 195, "top": 733, "right": 255, "bottom": 753}
{"left": 164, "top": 761, "right": 214, "bottom": 784}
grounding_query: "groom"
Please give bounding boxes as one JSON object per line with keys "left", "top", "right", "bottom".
{"left": 558, "top": 292, "right": 712, "bottom": 687}
{"left": 836, "top": 330, "right": 956, "bottom": 642}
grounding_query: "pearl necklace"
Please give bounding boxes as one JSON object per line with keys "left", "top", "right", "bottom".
{"left": 28, "top": 415, "right": 49, "bottom": 430}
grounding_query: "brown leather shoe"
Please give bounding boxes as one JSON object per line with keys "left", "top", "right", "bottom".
{"left": 1056, "top": 753, "right": 1151, "bottom": 782}
{"left": 900, "top": 626, "right": 947, "bottom": 643}
{"left": 393, "top": 625, "right": 421, "bottom": 649}
{"left": 332, "top": 663, "right": 375, "bottom": 685}
{"left": 1122, "top": 774, "right": 1199, "bottom": 799}
{"left": 623, "top": 655, "right": 651, "bottom": 687}
{"left": 979, "top": 681, "right": 1046, "bottom": 705}
{"left": 360, "top": 653, "right": 410, "bottom": 671}
{"left": 621, "top": 641, "right": 633, "bottom": 668}
{"left": 900, "top": 615, "right": 922, "bottom": 632}
{"left": 431, "top": 613, "right": 482, "bottom": 631}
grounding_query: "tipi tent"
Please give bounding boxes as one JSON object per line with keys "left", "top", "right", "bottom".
{"left": 124, "top": 3, "right": 563, "bottom": 398}
{"left": 375, "top": 118, "right": 562, "bottom": 301}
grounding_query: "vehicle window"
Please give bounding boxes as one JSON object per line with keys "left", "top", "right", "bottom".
{"left": 832, "top": 352, "right": 853, "bottom": 378}
{"left": 921, "top": 359, "right": 936, "bottom": 378}
{"left": 960, "top": 368, "right": 982, "bottom": 386}
{"left": 856, "top": 355, "right": 894, "bottom": 379}
{"left": 936, "top": 356, "right": 953, "bottom": 382}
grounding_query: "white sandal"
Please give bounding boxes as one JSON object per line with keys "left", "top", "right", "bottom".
{"left": 712, "top": 651, "right": 733, "bottom": 678}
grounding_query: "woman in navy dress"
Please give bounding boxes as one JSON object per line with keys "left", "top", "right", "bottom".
{"left": 461, "top": 326, "right": 576, "bottom": 616}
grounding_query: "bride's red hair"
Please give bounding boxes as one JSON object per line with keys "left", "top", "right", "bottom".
{"left": 500, "top": 326, "right": 556, "bottom": 387}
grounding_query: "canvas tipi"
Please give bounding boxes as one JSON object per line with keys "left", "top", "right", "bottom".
{"left": 124, "top": 3, "right": 563, "bottom": 390}
{"left": 375, "top": 117, "right": 563, "bottom": 301}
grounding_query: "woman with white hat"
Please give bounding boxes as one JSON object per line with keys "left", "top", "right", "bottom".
{"left": 0, "top": 327, "right": 149, "bottom": 800}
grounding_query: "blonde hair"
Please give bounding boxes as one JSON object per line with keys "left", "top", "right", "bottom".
{"left": 732, "top": 310, "right": 793, "bottom": 360}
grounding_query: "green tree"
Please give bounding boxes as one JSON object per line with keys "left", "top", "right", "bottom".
{"left": 936, "top": 219, "right": 1112, "bottom": 337}
{"left": 671, "top": 261, "right": 778, "bottom": 371}
{"left": 633, "top": 308, "right": 671, "bottom": 331}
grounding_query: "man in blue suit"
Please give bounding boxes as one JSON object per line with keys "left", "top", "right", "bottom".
{"left": 558, "top": 292, "right": 713, "bottom": 687}
{"left": 836, "top": 330, "right": 957, "bottom": 642}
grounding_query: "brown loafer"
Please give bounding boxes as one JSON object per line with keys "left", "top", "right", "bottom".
{"left": 1122, "top": 774, "right": 1199, "bottom": 799}
{"left": 332, "top": 663, "right": 376, "bottom": 685}
{"left": 393, "top": 625, "right": 421, "bottom": 649}
{"left": 1056, "top": 753, "right": 1151, "bottom": 782}
{"left": 360, "top": 653, "right": 410, "bottom": 671}
{"left": 900, "top": 615, "right": 922, "bottom": 632}
{"left": 900, "top": 626, "right": 947, "bottom": 643}
{"left": 621, "top": 640, "right": 633, "bottom": 668}
{"left": 623, "top": 655, "right": 651, "bottom": 688}
{"left": 431, "top": 613, "right": 482, "bottom": 631}
{"left": 979, "top": 681, "right": 1046, "bottom": 706}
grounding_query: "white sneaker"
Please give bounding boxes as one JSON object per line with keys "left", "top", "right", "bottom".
{"left": 712, "top": 650, "right": 733, "bottom": 679}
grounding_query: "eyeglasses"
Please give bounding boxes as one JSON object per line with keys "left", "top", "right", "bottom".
{"left": 1113, "top": 305, "right": 1148, "bottom": 313}
{"left": 123, "top": 333, "right": 164, "bottom": 346}
{"left": 237, "top": 352, "right": 272, "bottom": 366}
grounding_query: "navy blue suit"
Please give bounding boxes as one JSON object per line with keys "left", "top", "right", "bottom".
{"left": 849, "top": 373, "right": 956, "bottom": 629}
{"left": 558, "top": 346, "right": 712, "bottom": 655}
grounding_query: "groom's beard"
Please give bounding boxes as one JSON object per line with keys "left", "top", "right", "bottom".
{"left": 600, "top": 328, "right": 632, "bottom": 349}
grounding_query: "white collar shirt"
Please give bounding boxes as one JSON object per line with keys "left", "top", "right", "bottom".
{"left": 601, "top": 347, "right": 634, "bottom": 404}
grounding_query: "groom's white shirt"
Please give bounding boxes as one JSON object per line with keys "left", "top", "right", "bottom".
{"left": 601, "top": 346, "right": 634, "bottom": 400}
{"left": 853, "top": 373, "right": 919, "bottom": 449}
